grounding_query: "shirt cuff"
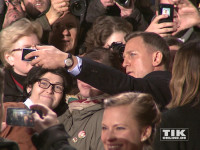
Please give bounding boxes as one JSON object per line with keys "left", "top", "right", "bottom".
{"left": 67, "top": 56, "right": 82, "bottom": 76}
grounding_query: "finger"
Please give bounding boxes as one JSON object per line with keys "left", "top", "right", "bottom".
{"left": 29, "top": 55, "right": 42, "bottom": 66}
{"left": 25, "top": 50, "right": 40, "bottom": 60}
{"left": 158, "top": 22, "right": 174, "bottom": 28}
{"left": 160, "top": 33, "right": 172, "bottom": 37}
{"left": 152, "top": 14, "right": 169, "bottom": 23}
{"left": 1, "top": 122, "right": 7, "bottom": 132}
{"left": 32, "top": 112, "right": 42, "bottom": 122}
{"left": 30, "top": 104, "right": 49, "bottom": 116}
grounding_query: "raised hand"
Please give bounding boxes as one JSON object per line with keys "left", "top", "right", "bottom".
{"left": 25, "top": 45, "right": 68, "bottom": 69}
{"left": 172, "top": 0, "right": 200, "bottom": 35}
{"left": 46, "top": 0, "right": 70, "bottom": 25}
{"left": 146, "top": 14, "right": 177, "bottom": 37}
{"left": 31, "top": 104, "right": 59, "bottom": 133}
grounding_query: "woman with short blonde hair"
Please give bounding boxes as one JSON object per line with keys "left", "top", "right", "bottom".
{"left": 0, "top": 18, "right": 42, "bottom": 102}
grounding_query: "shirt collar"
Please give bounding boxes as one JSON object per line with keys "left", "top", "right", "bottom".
{"left": 23, "top": 98, "right": 34, "bottom": 109}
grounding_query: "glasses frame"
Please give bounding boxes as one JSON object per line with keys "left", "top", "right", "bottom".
{"left": 37, "top": 79, "right": 64, "bottom": 93}
{"left": 11, "top": 48, "right": 23, "bottom": 52}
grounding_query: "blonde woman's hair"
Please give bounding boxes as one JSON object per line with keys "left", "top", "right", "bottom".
{"left": 167, "top": 41, "right": 200, "bottom": 109}
{"left": 0, "top": 18, "right": 42, "bottom": 66}
{"left": 104, "top": 92, "right": 161, "bottom": 150}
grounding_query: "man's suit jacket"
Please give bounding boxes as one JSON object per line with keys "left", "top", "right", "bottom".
{"left": 77, "top": 58, "right": 172, "bottom": 110}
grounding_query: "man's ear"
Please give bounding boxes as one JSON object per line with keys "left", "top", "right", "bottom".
{"left": 152, "top": 51, "right": 163, "bottom": 67}
{"left": 140, "top": 126, "right": 152, "bottom": 142}
{"left": 5, "top": 54, "right": 14, "bottom": 66}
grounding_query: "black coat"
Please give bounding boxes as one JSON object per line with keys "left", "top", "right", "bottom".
{"left": 153, "top": 102, "right": 200, "bottom": 150}
{"left": 0, "top": 138, "right": 19, "bottom": 150}
{"left": 32, "top": 124, "right": 76, "bottom": 150}
{"left": 3, "top": 68, "right": 26, "bottom": 102}
{"left": 76, "top": 58, "right": 172, "bottom": 110}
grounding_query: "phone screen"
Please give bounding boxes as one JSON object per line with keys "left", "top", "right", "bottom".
{"left": 158, "top": 4, "right": 174, "bottom": 23}
{"left": 6, "top": 108, "right": 35, "bottom": 127}
{"left": 21, "top": 48, "right": 36, "bottom": 61}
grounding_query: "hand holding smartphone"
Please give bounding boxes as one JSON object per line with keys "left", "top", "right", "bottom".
{"left": 6, "top": 108, "right": 42, "bottom": 127}
{"left": 21, "top": 48, "right": 37, "bottom": 61}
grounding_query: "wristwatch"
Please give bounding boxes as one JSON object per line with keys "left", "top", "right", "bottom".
{"left": 64, "top": 53, "right": 74, "bottom": 68}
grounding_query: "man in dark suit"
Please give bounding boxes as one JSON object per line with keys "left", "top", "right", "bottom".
{"left": 26, "top": 32, "right": 171, "bottom": 110}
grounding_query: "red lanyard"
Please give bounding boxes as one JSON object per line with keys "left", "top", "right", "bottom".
{"left": 11, "top": 75, "right": 24, "bottom": 91}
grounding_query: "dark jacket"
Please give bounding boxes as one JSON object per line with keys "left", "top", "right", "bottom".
{"left": 32, "top": 124, "right": 76, "bottom": 150}
{"left": 153, "top": 102, "right": 200, "bottom": 150}
{"left": 76, "top": 58, "right": 172, "bottom": 110}
{"left": 0, "top": 138, "right": 20, "bottom": 150}
{"left": 3, "top": 68, "right": 26, "bottom": 102}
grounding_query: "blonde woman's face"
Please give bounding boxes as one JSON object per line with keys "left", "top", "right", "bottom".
{"left": 6, "top": 34, "right": 40, "bottom": 76}
{"left": 101, "top": 105, "right": 143, "bottom": 150}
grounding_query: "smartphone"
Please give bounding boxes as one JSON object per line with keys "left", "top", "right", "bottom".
{"left": 6, "top": 108, "right": 42, "bottom": 127}
{"left": 158, "top": 4, "right": 174, "bottom": 23}
{"left": 21, "top": 48, "right": 36, "bottom": 61}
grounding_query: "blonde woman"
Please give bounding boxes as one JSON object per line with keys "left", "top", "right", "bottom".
{"left": 102, "top": 92, "right": 161, "bottom": 150}
{"left": 0, "top": 18, "right": 42, "bottom": 102}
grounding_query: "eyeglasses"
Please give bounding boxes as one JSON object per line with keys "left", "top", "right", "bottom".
{"left": 5, "top": 0, "right": 21, "bottom": 6}
{"left": 11, "top": 48, "right": 23, "bottom": 52}
{"left": 37, "top": 79, "right": 64, "bottom": 93}
{"left": 11, "top": 45, "right": 37, "bottom": 53}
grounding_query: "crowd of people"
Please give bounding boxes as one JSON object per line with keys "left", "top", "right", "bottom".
{"left": 0, "top": 0, "right": 200, "bottom": 150}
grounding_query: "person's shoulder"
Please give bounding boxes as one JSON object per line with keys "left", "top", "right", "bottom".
{"left": 3, "top": 102, "right": 25, "bottom": 108}
{"left": 145, "top": 71, "right": 171, "bottom": 78}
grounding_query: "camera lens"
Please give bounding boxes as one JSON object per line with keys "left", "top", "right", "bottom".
{"left": 115, "top": 0, "right": 131, "bottom": 7}
{"left": 70, "top": 0, "right": 86, "bottom": 16}
{"left": 73, "top": 2, "right": 82, "bottom": 11}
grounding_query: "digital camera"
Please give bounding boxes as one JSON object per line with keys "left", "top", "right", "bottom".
{"left": 109, "top": 42, "right": 125, "bottom": 62}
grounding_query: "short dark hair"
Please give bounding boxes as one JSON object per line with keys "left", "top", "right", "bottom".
{"left": 24, "top": 66, "right": 72, "bottom": 116}
{"left": 83, "top": 47, "right": 122, "bottom": 70}
{"left": 125, "top": 32, "right": 170, "bottom": 70}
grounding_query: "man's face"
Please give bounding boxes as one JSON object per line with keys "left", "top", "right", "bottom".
{"left": 3, "top": 0, "right": 25, "bottom": 28}
{"left": 122, "top": 37, "right": 154, "bottom": 78}
{"left": 49, "top": 14, "right": 79, "bottom": 54}
{"left": 22, "top": 0, "right": 50, "bottom": 18}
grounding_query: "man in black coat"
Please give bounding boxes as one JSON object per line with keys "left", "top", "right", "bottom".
{"left": 26, "top": 32, "right": 172, "bottom": 110}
